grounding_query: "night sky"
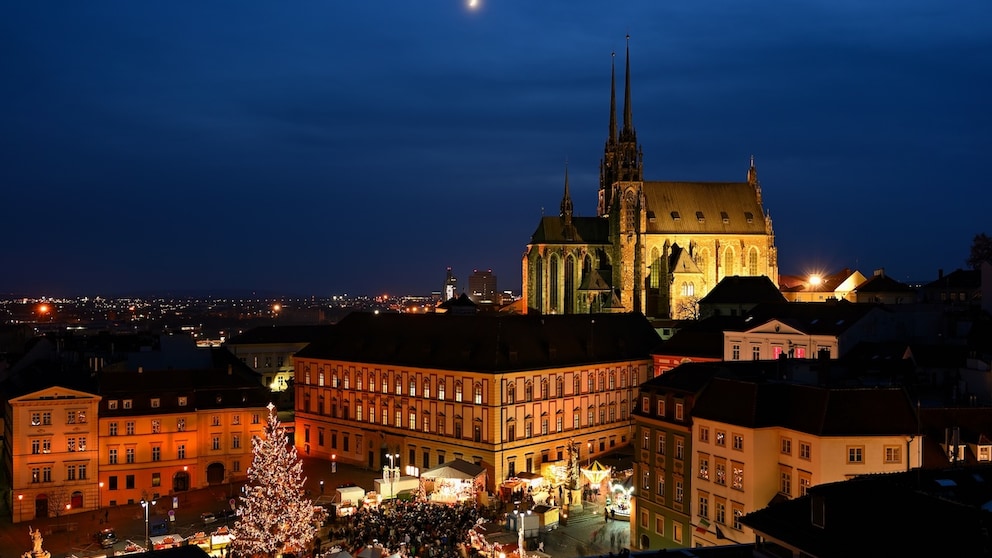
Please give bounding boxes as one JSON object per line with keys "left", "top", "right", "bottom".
{"left": 3, "top": 1, "right": 989, "bottom": 298}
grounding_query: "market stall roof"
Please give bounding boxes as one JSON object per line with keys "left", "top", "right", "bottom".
{"left": 422, "top": 458, "right": 486, "bottom": 480}
{"left": 580, "top": 460, "right": 612, "bottom": 484}
{"left": 514, "top": 471, "right": 542, "bottom": 481}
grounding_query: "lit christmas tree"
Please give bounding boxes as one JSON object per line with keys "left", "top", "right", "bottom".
{"left": 231, "top": 403, "right": 327, "bottom": 557}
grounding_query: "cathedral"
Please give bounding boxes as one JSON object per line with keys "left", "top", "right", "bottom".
{"left": 522, "top": 40, "right": 778, "bottom": 319}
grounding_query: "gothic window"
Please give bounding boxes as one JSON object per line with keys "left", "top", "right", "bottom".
{"left": 681, "top": 282, "right": 695, "bottom": 297}
{"left": 535, "top": 256, "right": 544, "bottom": 312}
{"left": 624, "top": 190, "right": 636, "bottom": 232}
{"left": 650, "top": 248, "right": 661, "bottom": 288}
{"left": 748, "top": 247, "right": 759, "bottom": 275}
{"left": 550, "top": 256, "right": 560, "bottom": 313}
{"left": 723, "top": 246, "right": 736, "bottom": 277}
{"left": 564, "top": 255, "right": 575, "bottom": 314}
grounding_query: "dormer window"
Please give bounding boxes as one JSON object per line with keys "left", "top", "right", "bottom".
{"left": 744, "top": 211, "right": 754, "bottom": 223}
{"left": 721, "top": 211, "right": 729, "bottom": 223}
{"left": 671, "top": 211, "right": 681, "bottom": 221}
{"left": 696, "top": 211, "right": 705, "bottom": 222}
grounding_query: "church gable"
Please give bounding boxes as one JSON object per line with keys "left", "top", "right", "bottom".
{"left": 744, "top": 318, "right": 806, "bottom": 336}
{"left": 669, "top": 244, "right": 703, "bottom": 275}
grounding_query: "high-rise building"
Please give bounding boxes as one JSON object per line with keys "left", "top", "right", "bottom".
{"left": 467, "top": 269, "right": 498, "bottom": 304}
{"left": 522, "top": 38, "right": 778, "bottom": 319}
{"left": 442, "top": 267, "right": 458, "bottom": 302}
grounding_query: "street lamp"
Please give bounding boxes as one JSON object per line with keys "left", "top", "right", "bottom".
{"left": 587, "top": 442, "right": 592, "bottom": 466}
{"left": 17, "top": 494, "right": 23, "bottom": 524}
{"left": 332, "top": 453, "right": 337, "bottom": 474}
{"left": 383, "top": 453, "right": 400, "bottom": 500}
{"left": 141, "top": 498, "right": 157, "bottom": 550}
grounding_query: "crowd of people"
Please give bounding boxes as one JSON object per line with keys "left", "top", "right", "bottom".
{"left": 326, "top": 500, "right": 493, "bottom": 558}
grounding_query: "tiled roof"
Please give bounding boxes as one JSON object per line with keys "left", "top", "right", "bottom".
{"left": 692, "top": 377, "right": 918, "bottom": 435}
{"left": 736, "top": 301, "right": 885, "bottom": 335}
{"left": 656, "top": 316, "right": 747, "bottom": 359}
{"left": 529, "top": 216, "right": 610, "bottom": 244}
{"left": 854, "top": 273, "right": 915, "bottom": 293}
{"left": 641, "top": 181, "right": 766, "bottom": 235}
{"left": 698, "top": 275, "right": 786, "bottom": 304}
{"left": 741, "top": 466, "right": 992, "bottom": 556}
{"left": 923, "top": 268, "right": 980, "bottom": 289}
{"left": 296, "top": 312, "right": 662, "bottom": 372}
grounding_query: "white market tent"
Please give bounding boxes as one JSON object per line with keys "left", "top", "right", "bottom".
{"left": 421, "top": 458, "right": 487, "bottom": 503}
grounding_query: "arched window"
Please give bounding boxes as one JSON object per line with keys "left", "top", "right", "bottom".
{"left": 681, "top": 282, "right": 695, "bottom": 297}
{"left": 356, "top": 372, "right": 363, "bottom": 391}
{"left": 423, "top": 379, "right": 431, "bottom": 399}
{"left": 724, "top": 247, "right": 736, "bottom": 277}
{"left": 624, "top": 190, "right": 637, "bottom": 231}
{"left": 598, "top": 372, "right": 605, "bottom": 391}
{"left": 573, "top": 375, "right": 581, "bottom": 394}
{"left": 540, "top": 379, "right": 549, "bottom": 399}
{"left": 556, "top": 377, "right": 564, "bottom": 397}
{"left": 748, "top": 247, "right": 759, "bottom": 275}
{"left": 650, "top": 247, "right": 661, "bottom": 288}
{"left": 455, "top": 382, "right": 463, "bottom": 402}
{"left": 474, "top": 383, "right": 483, "bottom": 404}
{"left": 609, "top": 372, "right": 616, "bottom": 389}
{"left": 524, "top": 381, "right": 533, "bottom": 402}
{"left": 343, "top": 373, "right": 350, "bottom": 390}
{"left": 550, "top": 256, "right": 560, "bottom": 313}
{"left": 564, "top": 255, "right": 575, "bottom": 314}
{"left": 535, "top": 256, "right": 544, "bottom": 312}
{"left": 409, "top": 379, "right": 417, "bottom": 397}
{"left": 507, "top": 383, "right": 515, "bottom": 404}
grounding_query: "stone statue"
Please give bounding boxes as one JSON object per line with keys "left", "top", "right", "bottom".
{"left": 23, "top": 525, "right": 51, "bottom": 558}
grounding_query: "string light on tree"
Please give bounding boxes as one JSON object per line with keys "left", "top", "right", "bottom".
{"left": 230, "top": 403, "right": 327, "bottom": 557}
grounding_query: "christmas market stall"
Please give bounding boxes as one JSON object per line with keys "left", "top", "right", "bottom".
{"left": 579, "top": 461, "right": 612, "bottom": 496}
{"left": 421, "top": 458, "right": 487, "bottom": 504}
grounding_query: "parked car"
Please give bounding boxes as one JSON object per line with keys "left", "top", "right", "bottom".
{"left": 95, "top": 527, "right": 118, "bottom": 548}
{"left": 150, "top": 520, "right": 169, "bottom": 536}
{"left": 201, "top": 512, "right": 217, "bottom": 525}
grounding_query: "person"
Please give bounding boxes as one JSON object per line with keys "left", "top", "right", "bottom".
{"left": 538, "top": 541, "right": 544, "bottom": 553}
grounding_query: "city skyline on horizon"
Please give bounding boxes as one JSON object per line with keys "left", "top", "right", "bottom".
{"left": 3, "top": 2, "right": 989, "bottom": 298}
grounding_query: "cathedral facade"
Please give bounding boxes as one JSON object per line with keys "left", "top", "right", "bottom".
{"left": 522, "top": 41, "right": 778, "bottom": 319}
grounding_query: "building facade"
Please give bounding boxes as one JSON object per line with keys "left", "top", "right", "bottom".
{"left": 522, "top": 41, "right": 778, "bottom": 319}
{"left": 293, "top": 312, "right": 661, "bottom": 488}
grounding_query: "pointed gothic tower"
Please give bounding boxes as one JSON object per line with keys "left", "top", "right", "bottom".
{"left": 599, "top": 36, "right": 643, "bottom": 218}
{"left": 560, "top": 164, "right": 575, "bottom": 241}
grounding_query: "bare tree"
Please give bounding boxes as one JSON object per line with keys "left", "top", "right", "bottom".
{"left": 967, "top": 233, "right": 992, "bottom": 269}
{"left": 46, "top": 486, "right": 70, "bottom": 527}
{"left": 675, "top": 296, "right": 700, "bottom": 320}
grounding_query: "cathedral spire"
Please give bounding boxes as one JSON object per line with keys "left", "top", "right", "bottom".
{"left": 621, "top": 34, "right": 634, "bottom": 138}
{"left": 560, "top": 162, "right": 575, "bottom": 241}
{"left": 608, "top": 51, "right": 617, "bottom": 147}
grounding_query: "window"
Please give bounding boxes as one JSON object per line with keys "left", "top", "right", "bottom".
{"left": 109, "top": 422, "right": 118, "bottom": 436}
{"left": 715, "top": 500, "right": 726, "bottom": 524}
{"left": 66, "top": 437, "right": 76, "bottom": 452}
{"left": 65, "top": 464, "right": 76, "bottom": 481}
{"left": 152, "top": 446, "right": 161, "bottom": 462}
{"left": 31, "top": 412, "right": 41, "bottom": 426}
{"left": 409, "top": 412, "right": 416, "bottom": 430}
{"left": 642, "top": 470, "right": 650, "bottom": 490}
{"left": 151, "top": 398, "right": 160, "bottom": 408}
{"left": 675, "top": 403, "right": 684, "bottom": 420}
{"left": 541, "top": 418, "right": 549, "bottom": 435}
{"left": 675, "top": 479, "right": 683, "bottom": 503}
{"left": 252, "top": 413, "right": 260, "bottom": 424}
{"left": 177, "top": 418, "right": 186, "bottom": 432}
{"left": 42, "top": 439, "right": 51, "bottom": 453}
{"left": 152, "top": 472, "right": 161, "bottom": 487}
{"left": 698, "top": 454, "right": 709, "bottom": 480}
{"left": 66, "top": 410, "right": 76, "bottom": 424}
{"left": 108, "top": 476, "right": 117, "bottom": 490}
{"left": 438, "top": 381, "right": 445, "bottom": 400}
{"left": 31, "top": 468, "right": 40, "bottom": 483}
{"left": 123, "top": 399, "right": 133, "bottom": 409}
{"left": 109, "top": 448, "right": 118, "bottom": 464}
{"left": 178, "top": 396, "right": 188, "bottom": 407}
{"left": 126, "top": 447, "right": 135, "bottom": 464}
{"left": 356, "top": 404, "right": 363, "bottom": 422}
{"left": 233, "top": 434, "right": 241, "bottom": 449}
{"left": 751, "top": 345, "right": 761, "bottom": 360}
{"left": 126, "top": 475, "right": 135, "bottom": 489}
{"left": 675, "top": 437, "right": 684, "bottom": 460}
{"left": 884, "top": 445, "right": 902, "bottom": 464}
{"left": 642, "top": 432, "right": 650, "bottom": 450}
{"left": 107, "top": 400, "right": 118, "bottom": 410}
{"left": 319, "top": 371, "right": 326, "bottom": 387}
{"left": 32, "top": 439, "right": 40, "bottom": 454}
{"left": 556, "top": 415, "right": 563, "bottom": 432}
{"left": 781, "top": 437, "right": 792, "bottom": 455}
{"left": 177, "top": 444, "right": 186, "bottom": 459}
{"left": 395, "top": 378, "right": 402, "bottom": 395}
{"left": 800, "top": 441, "right": 811, "bottom": 460}
{"left": 732, "top": 434, "right": 743, "bottom": 451}
{"left": 799, "top": 473, "right": 812, "bottom": 496}
{"left": 732, "top": 462, "right": 744, "bottom": 490}
{"left": 232, "top": 415, "right": 240, "bottom": 425}
{"left": 43, "top": 466, "right": 52, "bottom": 482}
{"left": 699, "top": 427, "right": 709, "bottom": 444}
{"left": 474, "top": 384, "right": 483, "bottom": 404}
{"left": 394, "top": 410, "right": 401, "bottom": 427}
{"left": 78, "top": 436, "right": 86, "bottom": 451}
{"left": 733, "top": 504, "right": 744, "bottom": 530}
{"left": 126, "top": 421, "right": 135, "bottom": 435}
{"left": 151, "top": 420, "right": 161, "bottom": 434}
{"left": 780, "top": 468, "right": 792, "bottom": 496}
{"left": 657, "top": 476, "right": 665, "bottom": 496}
{"left": 42, "top": 411, "right": 51, "bottom": 425}
{"left": 455, "top": 382, "right": 463, "bottom": 402}
{"left": 672, "top": 522, "right": 683, "bottom": 544}
{"left": 211, "top": 436, "right": 220, "bottom": 450}
{"left": 657, "top": 399, "right": 666, "bottom": 417}
{"left": 655, "top": 516, "right": 664, "bottom": 535}
{"left": 588, "top": 375, "right": 595, "bottom": 392}
{"left": 715, "top": 460, "right": 727, "bottom": 486}
{"left": 212, "top": 415, "right": 221, "bottom": 426}
{"left": 79, "top": 464, "right": 87, "bottom": 479}
{"left": 423, "top": 380, "right": 430, "bottom": 399}
{"left": 715, "top": 430, "right": 726, "bottom": 447}
{"left": 847, "top": 446, "right": 864, "bottom": 464}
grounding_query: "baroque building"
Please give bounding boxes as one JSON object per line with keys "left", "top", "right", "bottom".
{"left": 523, "top": 39, "right": 778, "bottom": 319}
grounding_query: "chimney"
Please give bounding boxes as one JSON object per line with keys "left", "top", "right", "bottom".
{"left": 874, "top": 268, "right": 885, "bottom": 277}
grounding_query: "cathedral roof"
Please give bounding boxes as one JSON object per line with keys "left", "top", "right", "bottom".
{"left": 529, "top": 216, "right": 609, "bottom": 244}
{"left": 641, "top": 181, "right": 767, "bottom": 235}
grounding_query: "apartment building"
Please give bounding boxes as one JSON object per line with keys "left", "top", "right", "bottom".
{"left": 293, "top": 311, "right": 662, "bottom": 488}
